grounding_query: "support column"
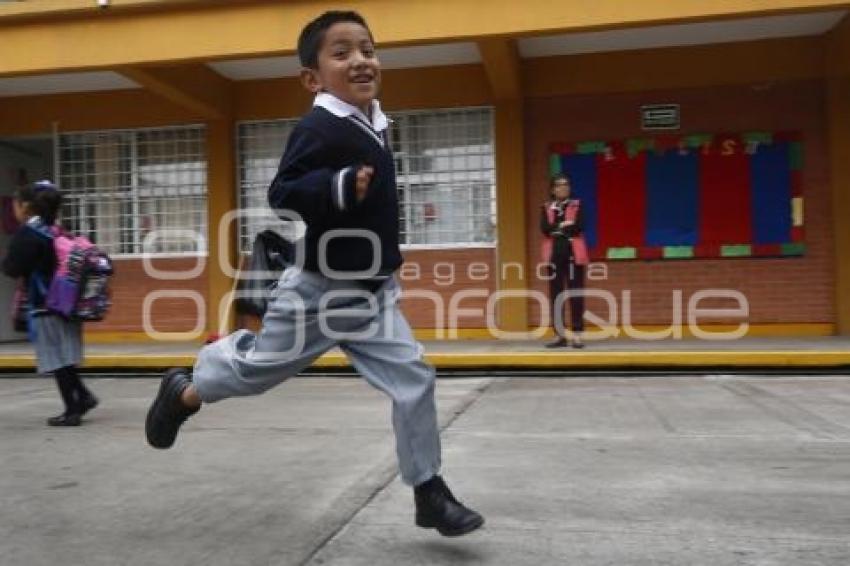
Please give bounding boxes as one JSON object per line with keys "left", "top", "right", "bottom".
{"left": 493, "top": 98, "right": 529, "bottom": 332}
{"left": 479, "top": 37, "right": 529, "bottom": 332}
{"left": 828, "top": 76, "right": 850, "bottom": 335}
{"left": 206, "top": 118, "right": 237, "bottom": 336}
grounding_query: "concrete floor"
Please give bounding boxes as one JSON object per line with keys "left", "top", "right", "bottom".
{"left": 1, "top": 374, "right": 849, "bottom": 565}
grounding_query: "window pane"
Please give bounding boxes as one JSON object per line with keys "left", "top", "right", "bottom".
{"left": 237, "top": 120, "right": 303, "bottom": 253}
{"left": 59, "top": 126, "right": 207, "bottom": 255}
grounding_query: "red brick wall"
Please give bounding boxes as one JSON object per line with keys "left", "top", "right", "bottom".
{"left": 399, "top": 248, "right": 496, "bottom": 328}
{"left": 525, "top": 80, "right": 835, "bottom": 326}
{"left": 232, "top": 248, "right": 497, "bottom": 333}
{"left": 89, "top": 257, "right": 208, "bottom": 333}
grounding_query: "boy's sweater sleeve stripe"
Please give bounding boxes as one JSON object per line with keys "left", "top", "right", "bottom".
{"left": 330, "top": 166, "right": 358, "bottom": 212}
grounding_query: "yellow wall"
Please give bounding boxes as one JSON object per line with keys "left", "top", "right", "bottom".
{"left": 2, "top": 0, "right": 848, "bottom": 76}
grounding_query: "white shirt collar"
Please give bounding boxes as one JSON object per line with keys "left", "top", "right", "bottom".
{"left": 314, "top": 92, "right": 389, "bottom": 132}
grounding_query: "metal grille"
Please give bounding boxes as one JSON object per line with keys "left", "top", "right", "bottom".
{"left": 392, "top": 107, "right": 495, "bottom": 246}
{"left": 58, "top": 125, "right": 207, "bottom": 256}
{"left": 237, "top": 119, "right": 301, "bottom": 253}
{"left": 235, "top": 106, "right": 495, "bottom": 251}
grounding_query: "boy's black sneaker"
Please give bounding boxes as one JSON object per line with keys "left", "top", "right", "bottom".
{"left": 145, "top": 368, "right": 198, "bottom": 449}
{"left": 47, "top": 413, "right": 82, "bottom": 427}
{"left": 414, "top": 476, "right": 484, "bottom": 537}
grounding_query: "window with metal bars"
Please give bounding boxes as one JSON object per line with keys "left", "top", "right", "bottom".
{"left": 237, "top": 119, "right": 302, "bottom": 253}
{"left": 236, "top": 106, "right": 495, "bottom": 252}
{"left": 58, "top": 125, "right": 207, "bottom": 256}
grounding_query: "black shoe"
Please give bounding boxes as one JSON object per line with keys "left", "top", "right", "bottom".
{"left": 47, "top": 413, "right": 82, "bottom": 427}
{"left": 415, "top": 476, "right": 484, "bottom": 537}
{"left": 79, "top": 394, "right": 99, "bottom": 416}
{"left": 545, "top": 337, "right": 568, "bottom": 349}
{"left": 145, "top": 368, "right": 198, "bottom": 449}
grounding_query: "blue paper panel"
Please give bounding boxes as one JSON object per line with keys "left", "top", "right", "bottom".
{"left": 645, "top": 150, "right": 699, "bottom": 246}
{"left": 751, "top": 142, "right": 792, "bottom": 245}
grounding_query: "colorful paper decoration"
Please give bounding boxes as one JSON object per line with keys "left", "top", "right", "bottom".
{"left": 548, "top": 131, "right": 804, "bottom": 260}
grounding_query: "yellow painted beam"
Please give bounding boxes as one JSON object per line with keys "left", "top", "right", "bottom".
{"left": 206, "top": 119, "right": 238, "bottom": 336}
{"left": 0, "top": 90, "right": 199, "bottom": 137}
{"left": 828, "top": 76, "right": 850, "bottom": 335}
{"left": 234, "top": 64, "right": 493, "bottom": 121}
{"left": 826, "top": 14, "right": 850, "bottom": 76}
{"left": 1, "top": 0, "right": 849, "bottom": 76}
{"left": 493, "top": 99, "right": 529, "bottom": 332}
{"left": 524, "top": 36, "right": 825, "bottom": 97}
{"left": 3, "top": 350, "right": 850, "bottom": 370}
{"left": 0, "top": 0, "right": 210, "bottom": 21}
{"left": 477, "top": 38, "right": 522, "bottom": 100}
{"left": 119, "top": 64, "right": 232, "bottom": 120}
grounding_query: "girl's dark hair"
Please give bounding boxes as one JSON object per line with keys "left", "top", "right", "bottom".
{"left": 298, "top": 11, "right": 373, "bottom": 69}
{"left": 15, "top": 180, "right": 62, "bottom": 225}
{"left": 549, "top": 173, "right": 571, "bottom": 198}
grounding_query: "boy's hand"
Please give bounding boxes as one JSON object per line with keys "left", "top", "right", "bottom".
{"left": 355, "top": 166, "right": 374, "bottom": 202}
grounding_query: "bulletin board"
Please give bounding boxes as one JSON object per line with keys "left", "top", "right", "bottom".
{"left": 548, "top": 132, "right": 804, "bottom": 260}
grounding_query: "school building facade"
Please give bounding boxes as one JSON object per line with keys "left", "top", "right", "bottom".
{"left": 0, "top": 0, "right": 848, "bottom": 341}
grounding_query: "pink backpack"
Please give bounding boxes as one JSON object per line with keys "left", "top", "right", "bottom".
{"left": 32, "top": 224, "right": 114, "bottom": 321}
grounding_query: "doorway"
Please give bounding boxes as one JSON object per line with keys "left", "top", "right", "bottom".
{"left": 0, "top": 136, "right": 54, "bottom": 343}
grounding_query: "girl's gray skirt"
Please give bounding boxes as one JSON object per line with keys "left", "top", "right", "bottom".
{"left": 32, "top": 314, "right": 83, "bottom": 374}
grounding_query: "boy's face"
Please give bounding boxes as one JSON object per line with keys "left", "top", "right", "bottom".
{"left": 301, "top": 21, "right": 381, "bottom": 113}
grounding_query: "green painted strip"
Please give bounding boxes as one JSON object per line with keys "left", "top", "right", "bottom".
{"left": 576, "top": 141, "right": 607, "bottom": 155}
{"left": 606, "top": 247, "right": 637, "bottom": 260}
{"left": 663, "top": 246, "right": 694, "bottom": 259}
{"left": 721, "top": 244, "right": 752, "bottom": 257}
{"left": 743, "top": 132, "right": 772, "bottom": 144}
{"left": 782, "top": 242, "right": 806, "bottom": 256}
{"left": 549, "top": 154, "right": 562, "bottom": 177}
{"left": 684, "top": 134, "right": 712, "bottom": 148}
{"left": 627, "top": 138, "right": 654, "bottom": 158}
{"left": 789, "top": 142, "right": 804, "bottom": 171}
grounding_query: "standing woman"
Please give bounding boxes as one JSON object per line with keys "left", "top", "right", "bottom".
{"left": 2, "top": 181, "right": 97, "bottom": 426}
{"left": 540, "top": 174, "right": 589, "bottom": 348}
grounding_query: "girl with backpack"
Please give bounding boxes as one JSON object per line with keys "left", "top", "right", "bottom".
{"left": 2, "top": 181, "right": 97, "bottom": 426}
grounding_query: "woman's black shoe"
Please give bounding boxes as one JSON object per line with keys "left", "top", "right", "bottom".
{"left": 415, "top": 476, "right": 484, "bottom": 537}
{"left": 47, "top": 413, "right": 82, "bottom": 427}
{"left": 145, "top": 368, "right": 198, "bottom": 449}
{"left": 545, "top": 337, "right": 568, "bottom": 348}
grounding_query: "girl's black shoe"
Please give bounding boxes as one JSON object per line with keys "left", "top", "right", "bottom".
{"left": 47, "top": 413, "right": 81, "bottom": 427}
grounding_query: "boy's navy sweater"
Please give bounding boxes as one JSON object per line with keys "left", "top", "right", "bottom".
{"left": 268, "top": 106, "right": 403, "bottom": 277}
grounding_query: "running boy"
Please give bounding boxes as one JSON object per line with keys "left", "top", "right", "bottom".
{"left": 145, "top": 11, "right": 484, "bottom": 537}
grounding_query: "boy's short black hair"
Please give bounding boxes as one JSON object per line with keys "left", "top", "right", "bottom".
{"left": 298, "top": 10, "right": 373, "bottom": 69}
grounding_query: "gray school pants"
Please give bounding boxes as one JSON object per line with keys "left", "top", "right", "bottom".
{"left": 192, "top": 267, "right": 441, "bottom": 486}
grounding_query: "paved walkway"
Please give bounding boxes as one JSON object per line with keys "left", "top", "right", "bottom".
{"left": 2, "top": 374, "right": 849, "bottom": 565}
